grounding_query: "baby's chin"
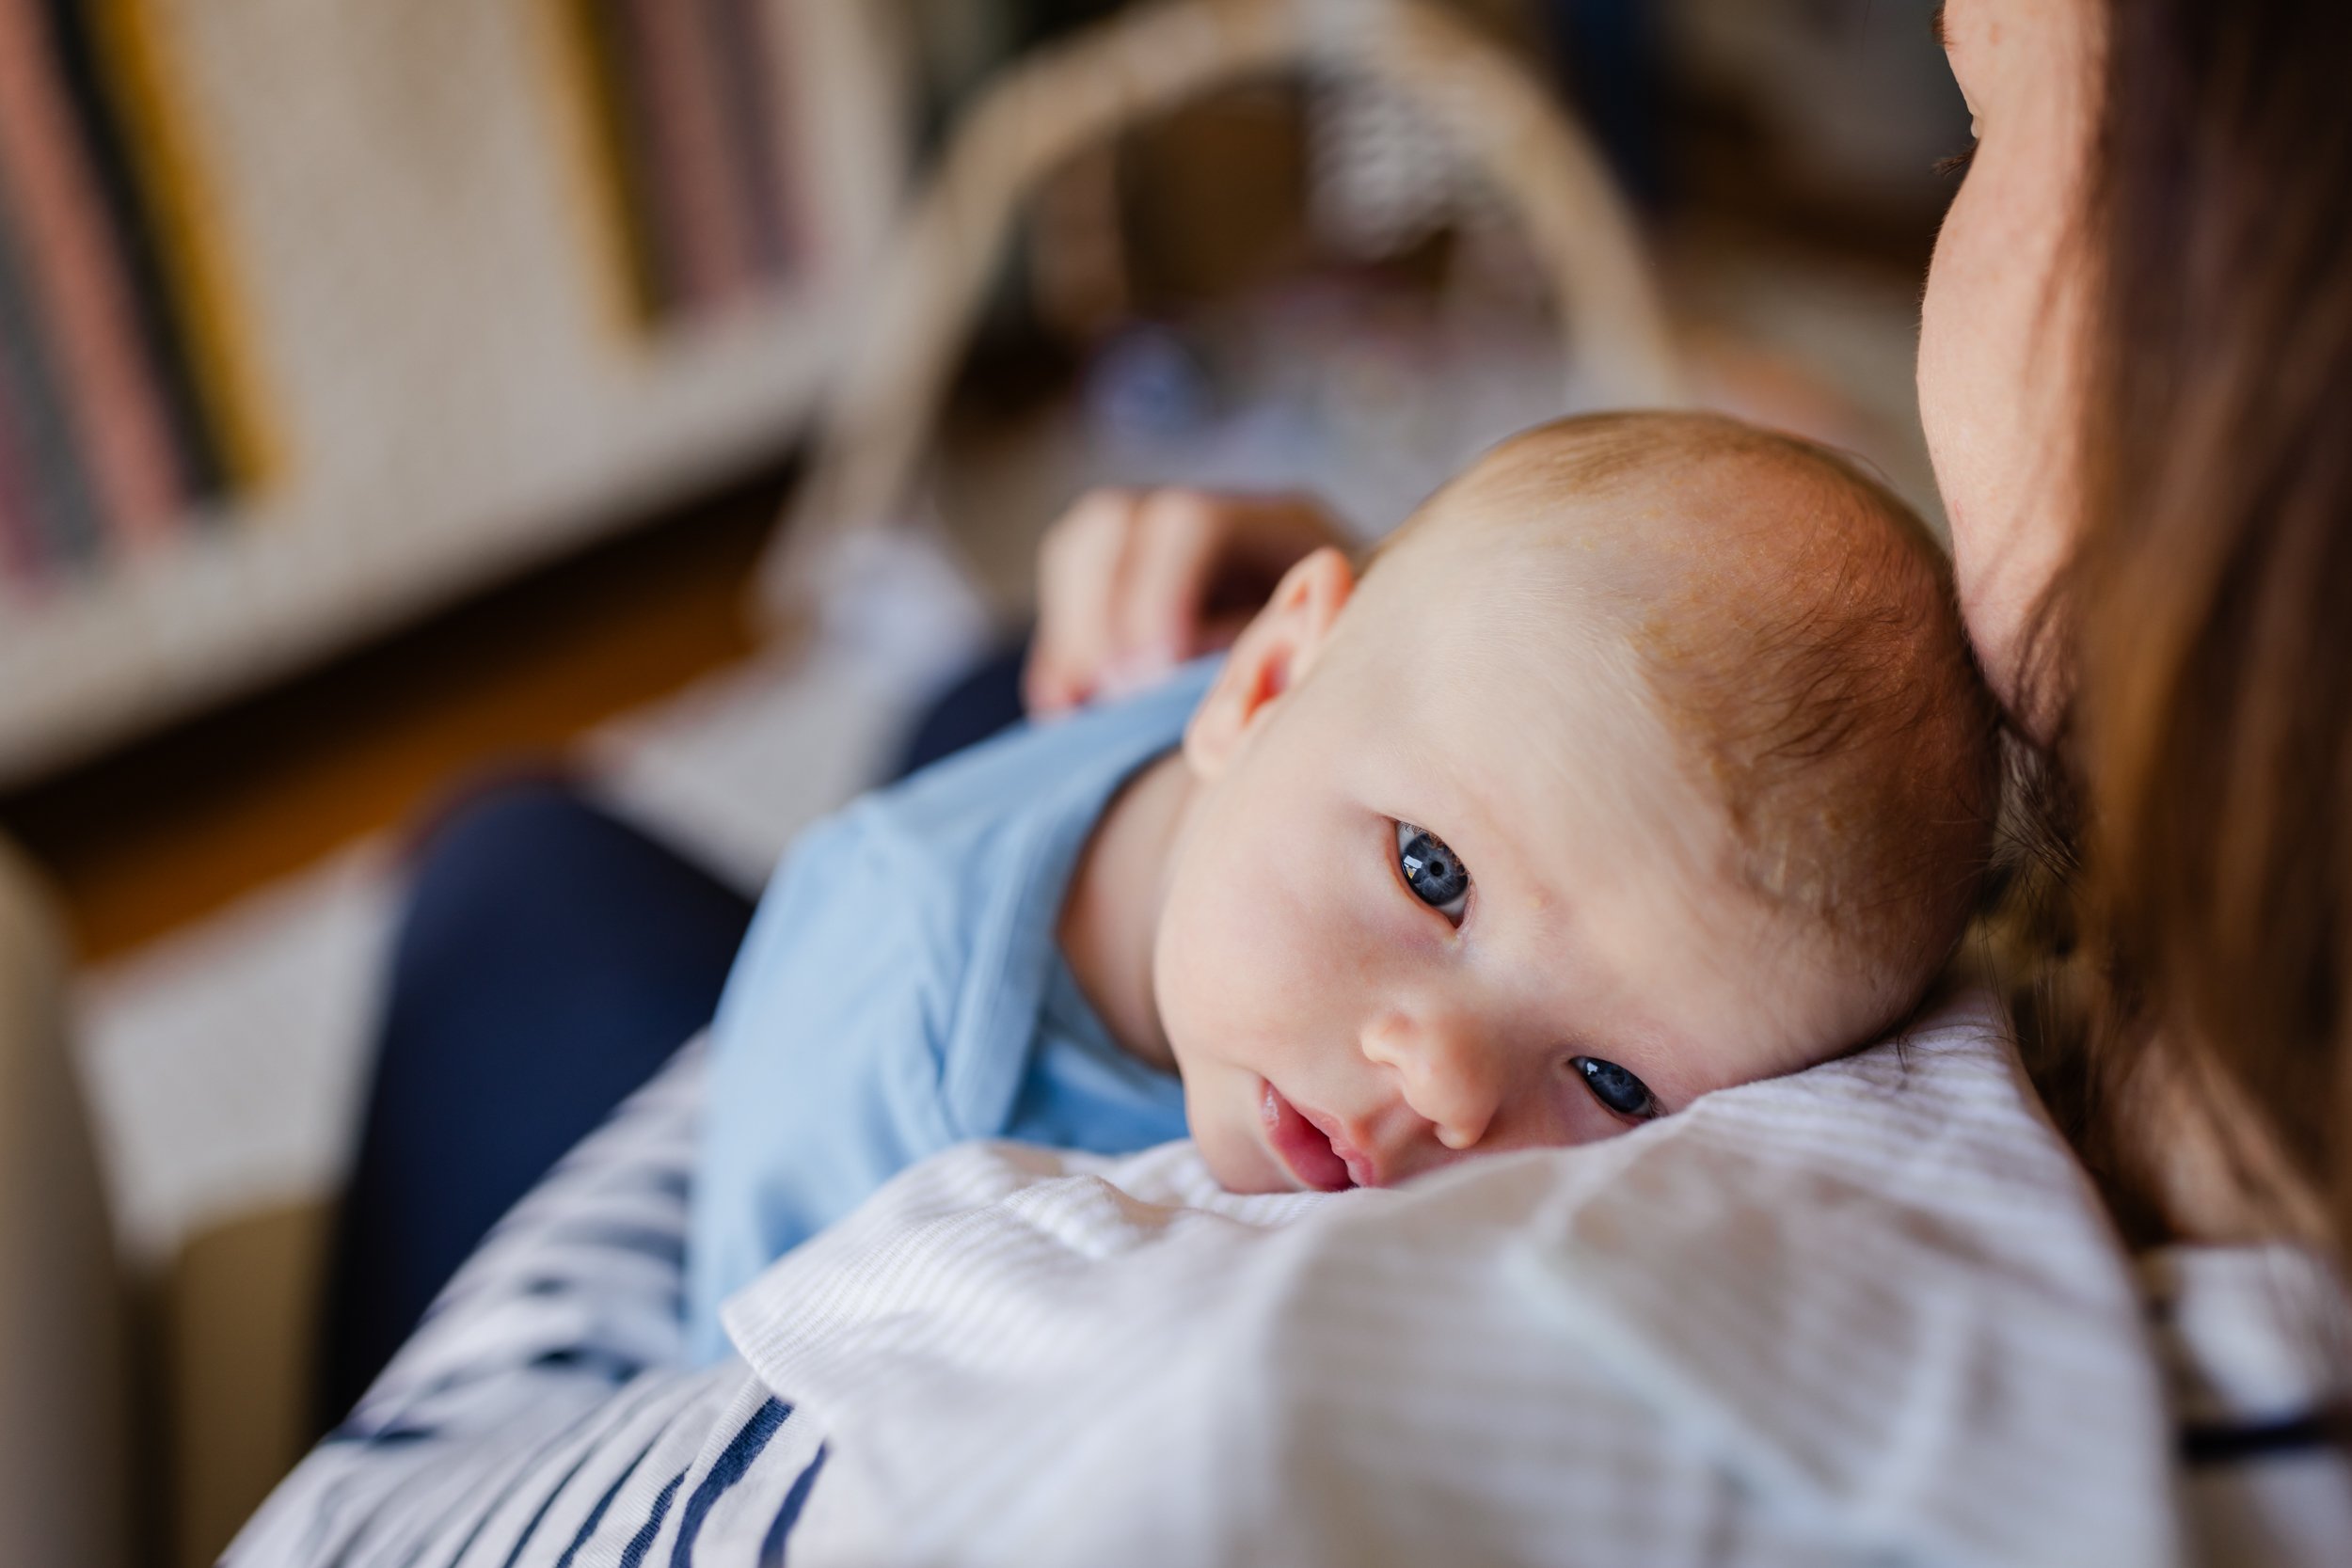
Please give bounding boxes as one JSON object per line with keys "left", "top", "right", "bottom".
{"left": 1202, "top": 1147, "right": 1295, "bottom": 1196}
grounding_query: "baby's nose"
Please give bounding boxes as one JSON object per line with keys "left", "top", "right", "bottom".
{"left": 1360, "top": 1010, "right": 1502, "bottom": 1152}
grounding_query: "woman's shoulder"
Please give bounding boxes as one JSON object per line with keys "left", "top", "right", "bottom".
{"left": 718, "top": 989, "right": 2189, "bottom": 1564}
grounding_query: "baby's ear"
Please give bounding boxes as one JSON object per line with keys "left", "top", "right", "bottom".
{"left": 1184, "top": 546, "right": 1354, "bottom": 780}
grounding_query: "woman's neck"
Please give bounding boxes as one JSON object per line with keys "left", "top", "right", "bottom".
{"left": 1057, "top": 751, "right": 1193, "bottom": 1075}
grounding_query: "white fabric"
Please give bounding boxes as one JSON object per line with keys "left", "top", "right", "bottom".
{"left": 230, "top": 997, "right": 2352, "bottom": 1565}
{"left": 733, "top": 991, "right": 2178, "bottom": 1567}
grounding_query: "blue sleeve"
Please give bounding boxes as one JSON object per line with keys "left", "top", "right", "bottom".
{"left": 685, "top": 807, "right": 961, "bottom": 1362}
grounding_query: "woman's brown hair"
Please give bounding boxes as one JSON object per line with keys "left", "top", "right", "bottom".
{"left": 2027, "top": 0, "right": 2352, "bottom": 1252}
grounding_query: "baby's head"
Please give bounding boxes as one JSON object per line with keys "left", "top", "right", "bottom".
{"left": 1152, "top": 411, "right": 1998, "bottom": 1193}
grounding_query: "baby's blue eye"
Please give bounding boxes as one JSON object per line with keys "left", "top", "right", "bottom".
{"left": 1395, "top": 822, "right": 1470, "bottom": 921}
{"left": 1573, "top": 1056, "right": 1660, "bottom": 1121}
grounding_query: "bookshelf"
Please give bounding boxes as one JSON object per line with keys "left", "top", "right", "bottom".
{"left": 0, "top": 0, "right": 907, "bottom": 784}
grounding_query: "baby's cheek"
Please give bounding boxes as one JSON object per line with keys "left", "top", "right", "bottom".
{"left": 1168, "top": 869, "right": 1289, "bottom": 1011}
{"left": 1155, "top": 810, "right": 1338, "bottom": 1085}
{"left": 1187, "top": 1074, "right": 1287, "bottom": 1193}
{"left": 1153, "top": 879, "right": 1246, "bottom": 1067}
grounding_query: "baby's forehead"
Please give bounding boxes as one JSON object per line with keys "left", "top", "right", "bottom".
{"left": 1444, "top": 421, "right": 1872, "bottom": 574}
{"left": 1366, "top": 461, "right": 1856, "bottom": 680}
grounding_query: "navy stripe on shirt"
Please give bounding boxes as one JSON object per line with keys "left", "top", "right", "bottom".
{"left": 2182, "top": 1410, "right": 2348, "bottom": 1466}
{"left": 671, "top": 1399, "right": 791, "bottom": 1565}
{"left": 761, "top": 1446, "right": 830, "bottom": 1568}
{"left": 225, "top": 1043, "right": 833, "bottom": 1567}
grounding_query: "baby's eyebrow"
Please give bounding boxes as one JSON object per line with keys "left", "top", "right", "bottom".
{"left": 1931, "top": 2, "right": 1951, "bottom": 49}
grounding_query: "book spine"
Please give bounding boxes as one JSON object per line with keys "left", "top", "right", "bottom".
{"left": 0, "top": 182, "right": 105, "bottom": 572}
{"left": 39, "top": 0, "right": 223, "bottom": 505}
{"left": 0, "top": 0, "right": 183, "bottom": 553}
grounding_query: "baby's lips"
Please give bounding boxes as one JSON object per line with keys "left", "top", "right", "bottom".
{"left": 1298, "top": 1103, "right": 1385, "bottom": 1190}
{"left": 1263, "top": 1082, "right": 1355, "bottom": 1193}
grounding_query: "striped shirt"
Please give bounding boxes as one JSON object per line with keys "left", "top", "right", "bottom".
{"left": 228, "top": 996, "right": 2350, "bottom": 1566}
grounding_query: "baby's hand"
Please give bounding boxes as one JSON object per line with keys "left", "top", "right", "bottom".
{"left": 1025, "top": 488, "right": 1348, "bottom": 716}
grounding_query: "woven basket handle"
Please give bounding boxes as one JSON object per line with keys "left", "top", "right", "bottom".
{"left": 766, "top": 0, "right": 1684, "bottom": 600}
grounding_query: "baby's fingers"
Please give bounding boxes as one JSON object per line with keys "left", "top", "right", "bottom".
{"left": 1026, "top": 488, "right": 1143, "bottom": 715}
{"left": 1116, "top": 491, "right": 1231, "bottom": 677}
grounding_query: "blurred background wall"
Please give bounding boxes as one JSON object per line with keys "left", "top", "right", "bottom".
{"left": 0, "top": 1, "right": 1964, "bottom": 1560}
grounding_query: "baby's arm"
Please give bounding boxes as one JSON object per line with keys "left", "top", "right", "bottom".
{"left": 685, "top": 807, "right": 948, "bottom": 1358}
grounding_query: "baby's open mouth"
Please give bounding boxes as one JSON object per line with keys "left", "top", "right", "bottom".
{"left": 1262, "top": 1082, "right": 1356, "bottom": 1192}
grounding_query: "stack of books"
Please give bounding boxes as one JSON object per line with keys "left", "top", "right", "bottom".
{"left": 552, "top": 0, "right": 807, "bottom": 330}
{"left": 0, "top": 0, "right": 271, "bottom": 591}
{"left": 0, "top": 0, "right": 816, "bottom": 595}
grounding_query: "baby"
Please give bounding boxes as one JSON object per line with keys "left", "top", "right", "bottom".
{"left": 685, "top": 410, "right": 1996, "bottom": 1358}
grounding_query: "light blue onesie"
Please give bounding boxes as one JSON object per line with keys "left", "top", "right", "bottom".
{"left": 684, "top": 660, "right": 1216, "bottom": 1361}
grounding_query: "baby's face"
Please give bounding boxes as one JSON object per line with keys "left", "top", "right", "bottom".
{"left": 1152, "top": 532, "right": 1873, "bottom": 1196}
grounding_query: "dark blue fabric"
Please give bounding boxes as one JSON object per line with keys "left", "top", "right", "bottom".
{"left": 554, "top": 1433, "right": 662, "bottom": 1568}
{"left": 317, "top": 777, "right": 756, "bottom": 1427}
{"left": 501, "top": 1439, "right": 603, "bottom": 1568}
{"left": 670, "top": 1400, "right": 791, "bottom": 1565}
{"left": 616, "top": 1471, "right": 687, "bottom": 1568}
{"left": 759, "top": 1447, "right": 829, "bottom": 1568}
{"left": 441, "top": 1404, "right": 609, "bottom": 1568}
{"left": 892, "top": 638, "right": 1029, "bottom": 780}
{"left": 2180, "top": 1410, "right": 2344, "bottom": 1465}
